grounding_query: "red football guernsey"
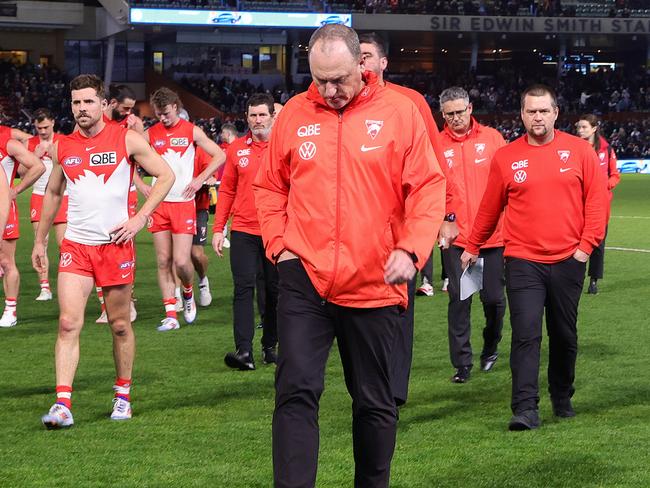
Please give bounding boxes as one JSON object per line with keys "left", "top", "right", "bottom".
{"left": 0, "top": 133, "right": 17, "bottom": 187}
{"left": 466, "top": 130, "right": 608, "bottom": 263}
{"left": 57, "top": 123, "right": 134, "bottom": 245}
{"left": 194, "top": 146, "right": 210, "bottom": 211}
{"left": 28, "top": 134, "right": 62, "bottom": 195}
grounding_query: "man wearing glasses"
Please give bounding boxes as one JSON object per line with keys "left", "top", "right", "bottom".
{"left": 438, "top": 86, "right": 507, "bottom": 384}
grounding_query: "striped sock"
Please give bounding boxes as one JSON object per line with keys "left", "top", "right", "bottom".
{"left": 114, "top": 377, "right": 131, "bottom": 402}
{"left": 182, "top": 283, "right": 193, "bottom": 301}
{"left": 163, "top": 298, "right": 177, "bottom": 319}
{"left": 56, "top": 385, "right": 73, "bottom": 409}
{"left": 4, "top": 297, "right": 17, "bottom": 316}
{"left": 40, "top": 280, "right": 50, "bottom": 291}
{"left": 96, "top": 287, "right": 106, "bottom": 312}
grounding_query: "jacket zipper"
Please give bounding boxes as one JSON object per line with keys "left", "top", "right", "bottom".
{"left": 324, "top": 111, "right": 343, "bottom": 300}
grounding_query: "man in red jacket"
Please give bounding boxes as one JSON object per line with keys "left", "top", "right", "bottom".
{"left": 438, "top": 86, "right": 507, "bottom": 383}
{"left": 212, "top": 93, "right": 279, "bottom": 370}
{"left": 461, "top": 85, "right": 608, "bottom": 431}
{"left": 254, "top": 25, "right": 445, "bottom": 487}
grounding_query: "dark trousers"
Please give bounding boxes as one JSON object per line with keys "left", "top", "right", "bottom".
{"left": 273, "top": 259, "right": 399, "bottom": 488}
{"left": 505, "top": 257, "right": 586, "bottom": 414}
{"left": 442, "top": 245, "right": 506, "bottom": 368}
{"left": 390, "top": 277, "right": 415, "bottom": 406}
{"left": 588, "top": 226, "right": 608, "bottom": 280}
{"left": 420, "top": 253, "right": 433, "bottom": 283}
{"left": 229, "top": 230, "right": 278, "bottom": 352}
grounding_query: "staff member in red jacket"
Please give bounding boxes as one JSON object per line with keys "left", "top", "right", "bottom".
{"left": 462, "top": 85, "right": 608, "bottom": 431}
{"left": 575, "top": 114, "right": 620, "bottom": 295}
{"left": 438, "top": 86, "right": 507, "bottom": 383}
{"left": 359, "top": 31, "right": 450, "bottom": 406}
{"left": 254, "top": 25, "right": 445, "bottom": 488}
{"left": 213, "top": 93, "right": 279, "bottom": 370}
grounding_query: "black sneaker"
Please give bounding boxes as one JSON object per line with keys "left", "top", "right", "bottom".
{"left": 262, "top": 346, "right": 277, "bottom": 365}
{"left": 480, "top": 353, "right": 498, "bottom": 372}
{"left": 587, "top": 279, "right": 598, "bottom": 294}
{"left": 451, "top": 366, "right": 472, "bottom": 383}
{"left": 224, "top": 350, "right": 255, "bottom": 371}
{"left": 552, "top": 398, "right": 576, "bottom": 418}
{"left": 508, "top": 409, "right": 541, "bottom": 431}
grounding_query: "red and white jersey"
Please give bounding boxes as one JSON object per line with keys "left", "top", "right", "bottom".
{"left": 57, "top": 123, "right": 134, "bottom": 245}
{"left": 0, "top": 132, "right": 17, "bottom": 187}
{"left": 28, "top": 133, "right": 63, "bottom": 195}
{"left": 148, "top": 119, "right": 196, "bottom": 202}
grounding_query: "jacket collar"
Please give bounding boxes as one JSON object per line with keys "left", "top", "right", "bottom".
{"left": 443, "top": 116, "right": 481, "bottom": 142}
{"left": 306, "top": 70, "right": 380, "bottom": 112}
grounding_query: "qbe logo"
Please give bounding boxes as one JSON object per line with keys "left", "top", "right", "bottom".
{"left": 60, "top": 252, "right": 73, "bottom": 268}
{"left": 170, "top": 137, "right": 189, "bottom": 147}
{"left": 89, "top": 152, "right": 117, "bottom": 166}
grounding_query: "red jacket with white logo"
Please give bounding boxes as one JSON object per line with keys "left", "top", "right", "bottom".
{"left": 440, "top": 118, "right": 506, "bottom": 248}
{"left": 596, "top": 137, "right": 620, "bottom": 202}
{"left": 214, "top": 133, "right": 268, "bottom": 236}
{"left": 253, "top": 73, "right": 446, "bottom": 309}
{"left": 465, "top": 130, "right": 608, "bottom": 263}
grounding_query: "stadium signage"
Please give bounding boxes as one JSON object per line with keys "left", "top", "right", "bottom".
{"left": 130, "top": 8, "right": 351, "bottom": 28}
{"left": 430, "top": 16, "right": 650, "bottom": 34}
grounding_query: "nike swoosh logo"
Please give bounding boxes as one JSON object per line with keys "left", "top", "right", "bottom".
{"left": 560, "top": 168, "right": 571, "bottom": 173}
{"left": 166, "top": 133, "right": 174, "bottom": 137}
{"left": 600, "top": 162, "right": 607, "bottom": 165}
{"left": 475, "top": 158, "right": 487, "bottom": 164}
{"left": 121, "top": 273, "right": 131, "bottom": 279}
{"left": 361, "top": 145, "right": 382, "bottom": 152}
{"left": 85, "top": 146, "right": 96, "bottom": 151}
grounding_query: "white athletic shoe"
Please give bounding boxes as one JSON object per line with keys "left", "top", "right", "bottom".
{"left": 222, "top": 237, "right": 231, "bottom": 249}
{"left": 416, "top": 278, "right": 434, "bottom": 297}
{"left": 42, "top": 403, "right": 74, "bottom": 429}
{"left": 0, "top": 309, "right": 17, "bottom": 328}
{"left": 157, "top": 317, "right": 180, "bottom": 332}
{"left": 35, "top": 288, "right": 53, "bottom": 301}
{"left": 183, "top": 295, "right": 197, "bottom": 324}
{"left": 198, "top": 283, "right": 212, "bottom": 307}
{"left": 110, "top": 397, "right": 132, "bottom": 421}
{"left": 130, "top": 300, "right": 137, "bottom": 322}
{"left": 442, "top": 278, "right": 449, "bottom": 293}
{"left": 96, "top": 310, "right": 108, "bottom": 324}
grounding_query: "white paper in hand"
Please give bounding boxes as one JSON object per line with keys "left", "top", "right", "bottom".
{"left": 460, "top": 258, "right": 484, "bottom": 301}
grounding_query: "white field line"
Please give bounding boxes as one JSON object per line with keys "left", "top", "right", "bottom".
{"left": 606, "top": 246, "right": 650, "bottom": 253}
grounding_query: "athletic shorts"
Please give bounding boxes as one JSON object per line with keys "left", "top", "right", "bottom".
{"left": 3, "top": 201, "right": 19, "bottom": 240}
{"left": 193, "top": 209, "right": 209, "bottom": 246}
{"left": 128, "top": 189, "right": 138, "bottom": 218}
{"left": 31, "top": 193, "right": 68, "bottom": 224}
{"left": 58, "top": 238, "right": 135, "bottom": 287}
{"left": 147, "top": 200, "right": 196, "bottom": 235}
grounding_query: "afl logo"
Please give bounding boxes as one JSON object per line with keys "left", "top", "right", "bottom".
{"left": 63, "top": 156, "right": 82, "bottom": 167}
{"left": 30, "top": 208, "right": 36, "bottom": 218}
{"left": 514, "top": 170, "right": 527, "bottom": 183}
{"left": 147, "top": 216, "right": 154, "bottom": 229}
{"left": 299, "top": 141, "right": 317, "bottom": 160}
{"left": 60, "top": 252, "right": 72, "bottom": 268}
{"left": 239, "top": 157, "right": 249, "bottom": 168}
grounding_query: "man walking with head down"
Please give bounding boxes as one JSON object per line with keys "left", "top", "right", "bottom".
{"left": 254, "top": 25, "right": 446, "bottom": 487}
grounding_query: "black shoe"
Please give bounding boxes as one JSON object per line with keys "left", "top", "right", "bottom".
{"left": 552, "top": 398, "right": 576, "bottom": 418}
{"left": 480, "top": 353, "right": 498, "bottom": 372}
{"left": 262, "top": 346, "right": 277, "bottom": 365}
{"left": 587, "top": 279, "right": 598, "bottom": 294}
{"left": 451, "top": 366, "right": 472, "bottom": 383}
{"left": 508, "top": 409, "right": 541, "bottom": 431}
{"left": 224, "top": 350, "right": 255, "bottom": 371}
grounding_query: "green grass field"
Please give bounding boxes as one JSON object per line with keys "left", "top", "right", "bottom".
{"left": 1, "top": 175, "right": 648, "bottom": 487}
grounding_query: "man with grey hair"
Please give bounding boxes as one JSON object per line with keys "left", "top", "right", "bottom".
{"left": 254, "top": 23, "right": 445, "bottom": 487}
{"left": 438, "top": 86, "right": 507, "bottom": 384}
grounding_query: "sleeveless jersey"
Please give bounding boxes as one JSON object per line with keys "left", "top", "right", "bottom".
{"left": 0, "top": 133, "right": 17, "bottom": 187}
{"left": 57, "top": 123, "right": 133, "bottom": 245}
{"left": 148, "top": 119, "right": 196, "bottom": 202}
{"left": 28, "top": 134, "right": 62, "bottom": 195}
